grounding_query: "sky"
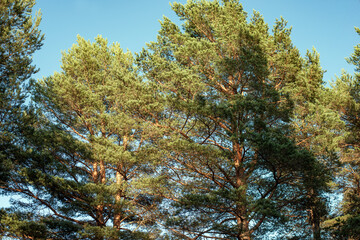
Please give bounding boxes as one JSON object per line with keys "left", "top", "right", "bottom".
{"left": 31, "top": 0, "right": 360, "bottom": 83}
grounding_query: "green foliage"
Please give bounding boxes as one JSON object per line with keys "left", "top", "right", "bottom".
{"left": 0, "top": 209, "right": 47, "bottom": 240}
{"left": 325, "top": 27, "right": 360, "bottom": 239}
{"left": 137, "top": 0, "right": 331, "bottom": 239}
{"left": 1, "top": 35, "right": 160, "bottom": 239}
{"left": 0, "top": 0, "right": 44, "bottom": 237}
{"left": 0, "top": 0, "right": 43, "bottom": 181}
{"left": 1, "top": 1, "right": 355, "bottom": 239}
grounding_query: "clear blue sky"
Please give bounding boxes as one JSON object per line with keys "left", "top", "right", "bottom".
{"left": 32, "top": 0, "right": 360, "bottom": 83}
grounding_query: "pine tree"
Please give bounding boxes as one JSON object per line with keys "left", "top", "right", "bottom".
{"left": 326, "top": 27, "right": 360, "bottom": 239}
{"left": 0, "top": 1, "right": 341, "bottom": 239}
{"left": 0, "top": 1, "right": 44, "bottom": 237}
{"left": 0, "top": 0, "right": 43, "bottom": 182}
{"left": 1, "top": 36, "right": 159, "bottom": 239}
{"left": 137, "top": 0, "right": 328, "bottom": 239}
{"left": 279, "top": 47, "right": 345, "bottom": 239}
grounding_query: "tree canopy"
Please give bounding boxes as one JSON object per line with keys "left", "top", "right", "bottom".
{"left": 0, "top": 0, "right": 359, "bottom": 239}
{"left": 0, "top": 0, "right": 43, "bottom": 182}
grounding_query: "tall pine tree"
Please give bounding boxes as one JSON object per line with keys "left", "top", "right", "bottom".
{"left": 277, "top": 45, "right": 344, "bottom": 239}
{"left": 138, "top": 0, "right": 328, "bottom": 239}
{"left": 0, "top": 0, "right": 43, "bottom": 182}
{"left": 1, "top": 36, "right": 160, "bottom": 239}
{"left": 326, "top": 27, "right": 360, "bottom": 239}
{"left": 0, "top": 0, "right": 44, "bottom": 237}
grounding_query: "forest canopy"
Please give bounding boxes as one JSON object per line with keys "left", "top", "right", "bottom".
{"left": 0, "top": 0, "right": 359, "bottom": 239}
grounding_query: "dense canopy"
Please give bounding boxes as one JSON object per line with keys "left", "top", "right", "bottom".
{"left": 0, "top": 0, "right": 359, "bottom": 239}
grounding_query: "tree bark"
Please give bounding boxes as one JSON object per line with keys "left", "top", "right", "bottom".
{"left": 113, "top": 136, "right": 127, "bottom": 229}
{"left": 234, "top": 142, "right": 251, "bottom": 240}
{"left": 113, "top": 170, "right": 123, "bottom": 229}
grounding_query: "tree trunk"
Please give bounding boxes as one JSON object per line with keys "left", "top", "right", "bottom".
{"left": 92, "top": 160, "right": 106, "bottom": 227}
{"left": 113, "top": 136, "right": 127, "bottom": 229}
{"left": 308, "top": 188, "right": 321, "bottom": 240}
{"left": 113, "top": 170, "right": 123, "bottom": 229}
{"left": 234, "top": 142, "right": 251, "bottom": 239}
{"left": 310, "top": 206, "right": 321, "bottom": 240}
